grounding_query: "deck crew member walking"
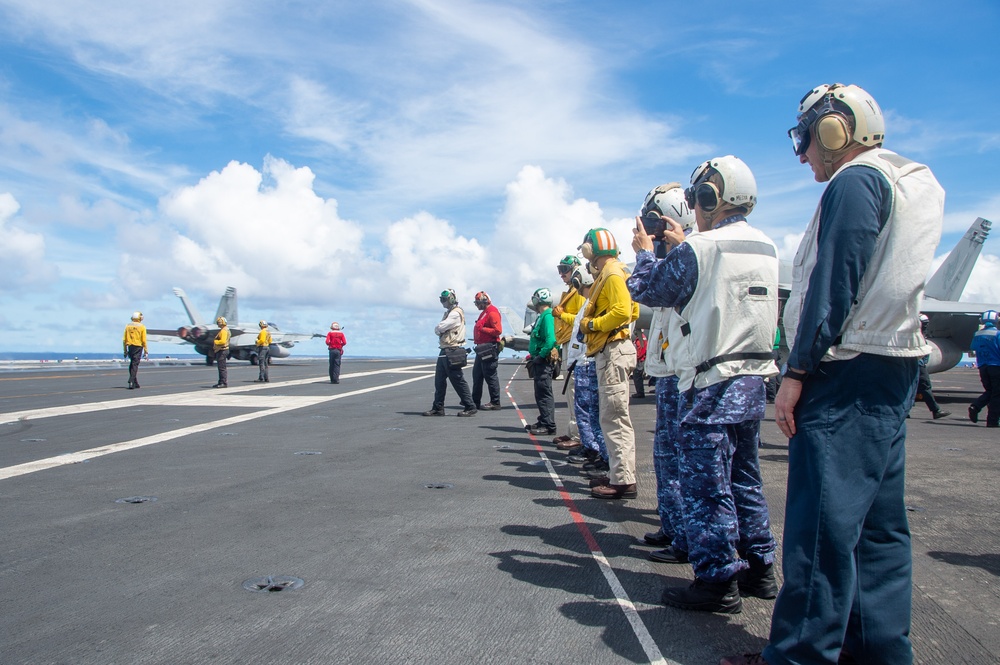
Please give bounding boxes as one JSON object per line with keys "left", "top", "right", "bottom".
{"left": 423, "top": 289, "right": 476, "bottom": 417}
{"left": 326, "top": 323, "right": 346, "bottom": 384}
{"left": 123, "top": 311, "right": 148, "bottom": 390}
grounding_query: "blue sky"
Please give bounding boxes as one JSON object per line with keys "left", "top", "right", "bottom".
{"left": 1, "top": 0, "right": 998, "bottom": 357}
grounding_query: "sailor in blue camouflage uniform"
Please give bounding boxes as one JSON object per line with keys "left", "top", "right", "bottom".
{"left": 633, "top": 183, "right": 697, "bottom": 560}
{"left": 563, "top": 265, "right": 609, "bottom": 471}
{"left": 629, "top": 156, "right": 779, "bottom": 614}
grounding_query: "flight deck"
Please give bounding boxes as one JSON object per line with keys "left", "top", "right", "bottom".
{"left": 0, "top": 359, "right": 996, "bottom": 664}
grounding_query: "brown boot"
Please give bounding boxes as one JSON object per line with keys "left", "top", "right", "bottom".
{"left": 591, "top": 483, "right": 637, "bottom": 499}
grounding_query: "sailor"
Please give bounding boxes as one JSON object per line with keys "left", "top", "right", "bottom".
{"left": 551, "top": 255, "right": 586, "bottom": 448}
{"left": 123, "top": 311, "right": 148, "bottom": 389}
{"left": 915, "top": 314, "right": 949, "bottom": 418}
{"left": 969, "top": 309, "right": 1000, "bottom": 427}
{"left": 562, "top": 265, "right": 609, "bottom": 473}
{"left": 723, "top": 83, "right": 945, "bottom": 665}
{"left": 255, "top": 321, "right": 272, "bottom": 383}
{"left": 525, "top": 288, "right": 558, "bottom": 435}
{"left": 213, "top": 317, "right": 230, "bottom": 388}
{"left": 326, "top": 322, "right": 347, "bottom": 384}
{"left": 630, "top": 156, "right": 779, "bottom": 614}
{"left": 423, "top": 290, "right": 476, "bottom": 417}
{"left": 579, "top": 228, "right": 640, "bottom": 500}
{"left": 471, "top": 291, "right": 503, "bottom": 410}
{"left": 628, "top": 183, "right": 696, "bottom": 562}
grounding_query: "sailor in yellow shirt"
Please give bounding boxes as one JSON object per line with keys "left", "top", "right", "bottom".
{"left": 255, "top": 320, "right": 273, "bottom": 383}
{"left": 213, "top": 316, "right": 231, "bottom": 388}
{"left": 123, "top": 311, "right": 148, "bottom": 389}
{"left": 578, "top": 228, "right": 640, "bottom": 500}
{"left": 551, "top": 255, "right": 587, "bottom": 447}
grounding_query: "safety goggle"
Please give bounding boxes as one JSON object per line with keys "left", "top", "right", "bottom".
{"left": 557, "top": 264, "right": 574, "bottom": 275}
{"left": 788, "top": 110, "right": 817, "bottom": 156}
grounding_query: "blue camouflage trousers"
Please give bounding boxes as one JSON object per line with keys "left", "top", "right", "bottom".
{"left": 573, "top": 361, "right": 607, "bottom": 461}
{"left": 677, "top": 417, "right": 775, "bottom": 582}
{"left": 653, "top": 375, "right": 686, "bottom": 550}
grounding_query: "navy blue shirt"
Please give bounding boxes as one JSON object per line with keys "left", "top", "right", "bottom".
{"left": 787, "top": 166, "right": 893, "bottom": 374}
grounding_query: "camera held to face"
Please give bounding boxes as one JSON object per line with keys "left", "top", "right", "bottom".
{"left": 641, "top": 211, "right": 669, "bottom": 239}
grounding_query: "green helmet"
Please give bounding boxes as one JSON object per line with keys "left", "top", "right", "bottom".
{"left": 557, "top": 254, "right": 581, "bottom": 275}
{"left": 439, "top": 289, "right": 457, "bottom": 308}
{"left": 530, "top": 287, "right": 553, "bottom": 310}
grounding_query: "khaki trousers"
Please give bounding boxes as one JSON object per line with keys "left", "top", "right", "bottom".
{"left": 596, "top": 338, "right": 637, "bottom": 485}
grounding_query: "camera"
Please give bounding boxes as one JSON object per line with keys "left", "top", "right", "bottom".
{"left": 641, "top": 211, "right": 669, "bottom": 239}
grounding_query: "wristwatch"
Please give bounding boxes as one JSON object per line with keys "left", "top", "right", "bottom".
{"left": 783, "top": 367, "right": 807, "bottom": 381}
{"left": 587, "top": 320, "right": 595, "bottom": 331}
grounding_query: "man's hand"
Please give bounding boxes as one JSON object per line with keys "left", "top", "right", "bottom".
{"left": 552, "top": 305, "right": 564, "bottom": 317}
{"left": 580, "top": 316, "right": 593, "bottom": 332}
{"left": 775, "top": 378, "right": 803, "bottom": 438}
{"left": 632, "top": 217, "right": 655, "bottom": 253}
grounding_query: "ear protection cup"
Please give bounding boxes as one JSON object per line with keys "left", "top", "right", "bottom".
{"left": 580, "top": 242, "right": 595, "bottom": 260}
{"left": 816, "top": 114, "right": 850, "bottom": 152}
{"left": 695, "top": 182, "right": 720, "bottom": 212}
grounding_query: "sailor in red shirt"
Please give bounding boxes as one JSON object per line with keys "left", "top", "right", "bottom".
{"left": 325, "top": 322, "right": 347, "bottom": 384}
{"left": 472, "top": 291, "right": 503, "bottom": 410}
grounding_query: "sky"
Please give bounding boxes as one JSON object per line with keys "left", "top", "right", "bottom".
{"left": 1, "top": 0, "right": 999, "bottom": 358}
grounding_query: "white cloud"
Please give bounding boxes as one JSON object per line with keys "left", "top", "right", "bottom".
{"left": 0, "top": 193, "right": 54, "bottom": 291}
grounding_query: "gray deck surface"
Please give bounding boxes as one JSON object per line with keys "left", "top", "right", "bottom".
{"left": 0, "top": 359, "right": 996, "bottom": 664}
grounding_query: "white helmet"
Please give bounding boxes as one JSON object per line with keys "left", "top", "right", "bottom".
{"left": 569, "top": 265, "right": 594, "bottom": 290}
{"left": 330, "top": 322, "right": 341, "bottom": 331}
{"left": 789, "top": 83, "right": 885, "bottom": 158}
{"left": 685, "top": 156, "right": 757, "bottom": 215}
{"left": 529, "top": 287, "right": 553, "bottom": 310}
{"left": 216, "top": 316, "right": 227, "bottom": 326}
{"left": 259, "top": 320, "right": 268, "bottom": 329}
{"left": 131, "top": 311, "right": 143, "bottom": 322}
{"left": 641, "top": 182, "right": 696, "bottom": 233}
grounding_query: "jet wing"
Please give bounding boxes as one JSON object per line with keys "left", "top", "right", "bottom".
{"left": 920, "top": 300, "right": 998, "bottom": 314}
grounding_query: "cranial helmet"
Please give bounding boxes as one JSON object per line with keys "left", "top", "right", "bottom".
{"left": 641, "top": 182, "right": 697, "bottom": 233}
{"left": 557, "top": 254, "right": 581, "bottom": 275}
{"left": 570, "top": 265, "right": 594, "bottom": 290}
{"left": 259, "top": 320, "right": 268, "bottom": 329}
{"left": 684, "top": 156, "right": 757, "bottom": 216}
{"left": 131, "top": 311, "right": 143, "bottom": 322}
{"left": 788, "top": 83, "right": 885, "bottom": 178}
{"left": 579, "top": 228, "right": 619, "bottom": 260}
{"left": 216, "top": 316, "right": 227, "bottom": 326}
{"left": 440, "top": 289, "right": 457, "bottom": 309}
{"left": 981, "top": 310, "right": 998, "bottom": 326}
{"left": 330, "top": 322, "right": 341, "bottom": 331}
{"left": 474, "top": 291, "right": 491, "bottom": 306}
{"left": 530, "top": 287, "right": 553, "bottom": 310}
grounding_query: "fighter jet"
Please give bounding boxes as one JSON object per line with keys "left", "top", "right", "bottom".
{"left": 500, "top": 217, "right": 996, "bottom": 373}
{"left": 148, "top": 287, "right": 321, "bottom": 365}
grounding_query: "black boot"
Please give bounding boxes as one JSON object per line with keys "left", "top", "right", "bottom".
{"left": 661, "top": 576, "right": 742, "bottom": 613}
{"left": 738, "top": 558, "right": 778, "bottom": 599}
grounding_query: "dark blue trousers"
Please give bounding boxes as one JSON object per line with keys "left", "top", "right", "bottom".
{"left": 765, "top": 354, "right": 917, "bottom": 665}
{"left": 328, "top": 349, "right": 342, "bottom": 383}
{"left": 432, "top": 351, "right": 474, "bottom": 411}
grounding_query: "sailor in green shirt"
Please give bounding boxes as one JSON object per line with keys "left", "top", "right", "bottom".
{"left": 526, "top": 288, "right": 558, "bottom": 435}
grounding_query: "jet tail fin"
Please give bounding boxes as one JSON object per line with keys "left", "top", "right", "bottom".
{"left": 172, "top": 287, "right": 205, "bottom": 326}
{"left": 214, "top": 287, "right": 239, "bottom": 323}
{"left": 924, "top": 217, "right": 992, "bottom": 301}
